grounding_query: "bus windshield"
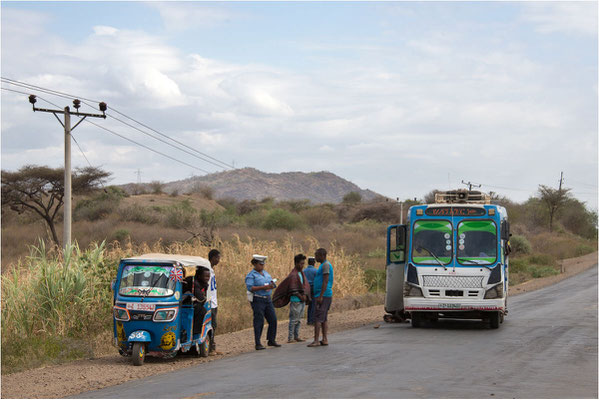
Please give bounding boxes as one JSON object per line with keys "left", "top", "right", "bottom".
{"left": 119, "top": 265, "right": 176, "bottom": 297}
{"left": 412, "top": 220, "right": 453, "bottom": 265}
{"left": 457, "top": 220, "right": 497, "bottom": 265}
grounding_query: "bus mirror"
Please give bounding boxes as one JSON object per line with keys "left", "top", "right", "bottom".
{"left": 501, "top": 221, "right": 510, "bottom": 241}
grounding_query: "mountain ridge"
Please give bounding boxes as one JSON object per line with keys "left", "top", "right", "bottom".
{"left": 121, "top": 168, "right": 381, "bottom": 203}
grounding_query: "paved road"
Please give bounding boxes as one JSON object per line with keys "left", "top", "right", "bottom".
{"left": 80, "top": 266, "right": 598, "bottom": 398}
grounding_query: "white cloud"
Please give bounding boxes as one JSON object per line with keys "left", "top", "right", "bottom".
{"left": 522, "top": 3, "right": 598, "bottom": 36}
{"left": 149, "top": 3, "right": 237, "bottom": 32}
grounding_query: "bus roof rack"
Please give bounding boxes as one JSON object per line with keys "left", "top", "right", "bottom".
{"left": 435, "top": 189, "right": 491, "bottom": 204}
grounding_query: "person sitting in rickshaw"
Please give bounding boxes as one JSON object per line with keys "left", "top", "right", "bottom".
{"left": 191, "top": 267, "right": 211, "bottom": 333}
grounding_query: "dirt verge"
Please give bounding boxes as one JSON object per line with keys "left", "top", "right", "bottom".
{"left": 2, "top": 252, "right": 596, "bottom": 399}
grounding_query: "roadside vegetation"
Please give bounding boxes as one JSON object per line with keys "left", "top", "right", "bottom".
{"left": 1, "top": 166, "right": 597, "bottom": 374}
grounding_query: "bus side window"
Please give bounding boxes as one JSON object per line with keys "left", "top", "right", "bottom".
{"left": 389, "top": 225, "right": 406, "bottom": 263}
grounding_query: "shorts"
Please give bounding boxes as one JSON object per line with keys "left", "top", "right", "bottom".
{"left": 314, "top": 297, "right": 332, "bottom": 323}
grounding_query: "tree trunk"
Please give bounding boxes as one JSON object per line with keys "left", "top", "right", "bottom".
{"left": 44, "top": 215, "right": 60, "bottom": 247}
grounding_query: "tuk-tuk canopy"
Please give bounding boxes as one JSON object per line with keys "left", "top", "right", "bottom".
{"left": 122, "top": 253, "right": 213, "bottom": 273}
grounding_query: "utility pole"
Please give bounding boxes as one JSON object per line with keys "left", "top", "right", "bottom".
{"left": 136, "top": 169, "right": 142, "bottom": 185}
{"left": 28, "top": 95, "right": 106, "bottom": 249}
{"left": 558, "top": 171, "right": 564, "bottom": 193}
{"left": 461, "top": 180, "right": 481, "bottom": 191}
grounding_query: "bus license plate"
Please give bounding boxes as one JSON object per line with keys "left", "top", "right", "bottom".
{"left": 126, "top": 303, "right": 156, "bottom": 312}
{"left": 439, "top": 303, "right": 461, "bottom": 309}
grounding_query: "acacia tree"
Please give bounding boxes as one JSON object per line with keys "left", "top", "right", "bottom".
{"left": 1, "top": 165, "right": 110, "bottom": 246}
{"left": 538, "top": 184, "right": 571, "bottom": 232}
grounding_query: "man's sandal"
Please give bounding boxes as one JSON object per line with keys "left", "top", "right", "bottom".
{"left": 307, "top": 342, "right": 320, "bottom": 347}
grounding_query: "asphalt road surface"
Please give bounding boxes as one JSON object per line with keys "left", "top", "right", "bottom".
{"left": 80, "top": 265, "right": 598, "bottom": 398}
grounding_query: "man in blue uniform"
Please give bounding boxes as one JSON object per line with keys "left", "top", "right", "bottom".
{"left": 245, "top": 254, "right": 281, "bottom": 350}
{"left": 303, "top": 257, "right": 318, "bottom": 325}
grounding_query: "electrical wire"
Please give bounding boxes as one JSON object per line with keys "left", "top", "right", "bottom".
{"left": 84, "top": 119, "right": 211, "bottom": 174}
{"left": 1, "top": 77, "right": 234, "bottom": 170}
{"left": 78, "top": 99, "right": 231, "bottom": 170}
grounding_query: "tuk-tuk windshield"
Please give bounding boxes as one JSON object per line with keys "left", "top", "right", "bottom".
{"left": 119, "top": 265, "right": 176, "bottom": 297}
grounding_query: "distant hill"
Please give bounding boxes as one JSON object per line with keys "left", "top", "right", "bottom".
{"left": 121, "top": 168, "right": 381, "bottom": 203}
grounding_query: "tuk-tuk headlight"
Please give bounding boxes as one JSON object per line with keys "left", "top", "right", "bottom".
{"left": 153, "top": 308, "right": 178, "bottom": 322}
{"left": 113, "top": 306, "right": 130, "bottom": 321}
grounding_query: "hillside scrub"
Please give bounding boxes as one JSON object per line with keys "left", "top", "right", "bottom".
{"left": 1, "top": 237, "right": 367, "bottom": 374}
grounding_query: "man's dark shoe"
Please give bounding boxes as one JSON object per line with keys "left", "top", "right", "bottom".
{"left": 267, "top": 341, "right": 282, "bottom": 347}
{"left": 255, "top": 344, "right": 266, "bottom": 350}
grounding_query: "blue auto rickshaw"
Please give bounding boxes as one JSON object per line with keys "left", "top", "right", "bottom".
{"left": 112, "top": 253, "right": 214, "bottom": 366}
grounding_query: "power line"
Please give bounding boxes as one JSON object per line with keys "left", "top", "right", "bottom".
{"left": 3, "top": 86, "right": 212, "bottom": 175}
{"left": 79, "top": 99, "right": 231, "bottom": 170}
{"left": 107, "top": 107, "right": 234, "bottom": 169}
{"left": 2, "top": 77, "right": 234, "bottom": 170}
{"left": 84, "top": 119, "right": 211, "bottom": 174}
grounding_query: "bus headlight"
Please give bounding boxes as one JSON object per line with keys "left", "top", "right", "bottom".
{"left": 153, "top": 308, "right": 178, "bottom": 322}
{"left": 484, "top": 284, "right": 504, "bottom": 299}
{"left": 113, "top": 306, "right": 130, "bottom": 321}
{"left": 404, "top": 283, "right": 423, "bottom": 297}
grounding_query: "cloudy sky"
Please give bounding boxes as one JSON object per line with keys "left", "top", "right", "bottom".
{"left": 1, "top": 1, "right": 597, "bottom": 209}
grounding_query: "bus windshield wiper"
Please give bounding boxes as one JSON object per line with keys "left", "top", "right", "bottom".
{"left": 457, "top": 257, "right": 493, "bottom": 270}
{"left": 417, "top": 246, "right": 447, "bottom": 270}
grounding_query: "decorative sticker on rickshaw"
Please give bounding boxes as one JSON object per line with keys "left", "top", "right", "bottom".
{"left": 169, "top": 268, "right": 184, "bottom": 283}
{"left": 160, "top": 331, "right": 177, "bottom": 350}
{"left": 174, "top": 291, "right": 180, "bottom": 300}
{"left": 121, "top": 266, "right": 171, "bottom": 278}
{"left": 121, "top": 287, "right": 171, "bottom": 296}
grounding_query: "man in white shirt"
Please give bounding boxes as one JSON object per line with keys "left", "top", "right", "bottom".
{"left": 208, "top": 249, "right": 222, "bottom": 355}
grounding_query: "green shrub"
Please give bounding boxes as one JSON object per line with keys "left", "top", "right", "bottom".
{"left": 118, "top": 205, "right": 160, "bottom": 224}
{"left": 510, "top": 235, "right": 531, "bottom": 255}
{"left": 74, "top": 186, "right": 126, "bottom": 221}
{"left": 343, "top": 191, "right": 362, "bottom": 204}
{"left": 301, "top": 207, "right": 337, "bottom": 227}
{"left": 531, "top": 266, "right": 559, "bottom": 278}
{"left": 574, "top": 244, "right": 594, "bottom": 256}
{"left": 113, "top": 229, "right": 130, "bottom": 242}
{"left": 527, "top": 253, "right": 555, "bottom": 267}
{"left": 163, "top": 200, "right": 198, "bottom": 229}
{"left": 262, "top": 208, "right": 305, "bottom": 231}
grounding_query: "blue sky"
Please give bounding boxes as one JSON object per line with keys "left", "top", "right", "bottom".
{"left": 1, "top": 1, "right": 597, "bottom": 208}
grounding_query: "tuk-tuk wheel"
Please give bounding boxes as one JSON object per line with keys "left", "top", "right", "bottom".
{"left": 132, "top": 343, "right": 146, "bottom": 366}
{"left": 199, "top": 339, "right": 210, "bottom": 358}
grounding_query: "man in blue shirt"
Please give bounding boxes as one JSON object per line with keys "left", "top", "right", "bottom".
{"left": 303, "top": 257, "right": 318, "bottom": 325}
{"left": 307, "top": 248, "right": 334, "bottom": 347}
{"left": 245, "top": 254, "right": 281, "bottom": 350}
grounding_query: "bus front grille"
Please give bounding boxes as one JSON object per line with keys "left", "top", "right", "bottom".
{"left": 422, "top": 275, "right": 484, "bottom": 288}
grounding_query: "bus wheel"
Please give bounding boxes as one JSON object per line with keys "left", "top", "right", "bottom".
{"left": 132, "top": 343, "right": 146, "bottom": 366}
{"left": 199, "top": 338, "right": 210, "bottom": 358}
{"left": 489, "top": 312, "right": 500, "bottom": 329}
{"left": 411, "top": 313, "right": 423, "bottom": 328}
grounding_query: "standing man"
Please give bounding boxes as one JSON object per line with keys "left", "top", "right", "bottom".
{"left": 245, "top": 254, "right": 281, "bottom": 350}
{"left": 208, "top": 249, "right": 222, "bottom": 355}
{"left": 303, "top": 257, "right": 318, "bottom": 325}
{"left": 286, "top": 254, "right": 309, "bottom": 342}
{"left": 307, "top": 248, "right": 334, "bottom": 347}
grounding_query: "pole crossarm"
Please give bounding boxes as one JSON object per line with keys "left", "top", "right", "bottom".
{"left": 33, "top": 106, "right": 106, "bottom": 119}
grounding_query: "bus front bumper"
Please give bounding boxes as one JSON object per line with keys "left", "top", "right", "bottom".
{"left": 404, "top": 297, "right": 505, "bottom": 312}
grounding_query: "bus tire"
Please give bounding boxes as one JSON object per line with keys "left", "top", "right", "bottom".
{"left": 489, "top": 312, "right": 500, "bottom": 329}
{"left": 411, "top": 312, "right": 423, "bottom": 328}
{"left": 132, "top": 343, "right": 146, "bottom": 366}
